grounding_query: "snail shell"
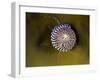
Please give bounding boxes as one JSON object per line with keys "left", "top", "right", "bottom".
{"left": 51, "top": 24, "right": 76, "bottom": 52}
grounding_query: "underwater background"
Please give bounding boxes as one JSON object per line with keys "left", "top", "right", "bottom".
{"left": 26, "top": 12, "right": 89, "bottom": 67}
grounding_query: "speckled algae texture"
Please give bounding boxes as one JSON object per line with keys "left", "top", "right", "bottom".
{"left": 26, "top": 12, "right": 89, "bottom": 67}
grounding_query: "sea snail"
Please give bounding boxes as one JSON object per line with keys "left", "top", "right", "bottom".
{"left": 51, "top": 24, "right": 76, "bottom": 52}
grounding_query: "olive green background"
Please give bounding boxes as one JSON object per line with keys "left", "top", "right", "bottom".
{"left": 26, "top": 12, "right": 89, "bottom": 67}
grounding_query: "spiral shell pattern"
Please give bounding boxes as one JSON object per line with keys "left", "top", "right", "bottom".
{"left": 51, "top": 24, "right": 76, "bottom": 52}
